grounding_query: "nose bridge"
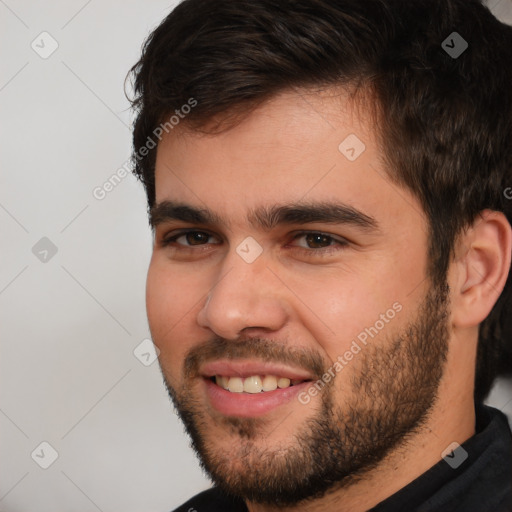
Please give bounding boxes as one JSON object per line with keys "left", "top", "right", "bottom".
{"left": 197, "top": 246, "right": 288, "bottom": 339}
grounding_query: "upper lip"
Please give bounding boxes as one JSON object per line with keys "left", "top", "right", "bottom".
{"left": 200, "top": 359, "right": 315, "bottom": 381}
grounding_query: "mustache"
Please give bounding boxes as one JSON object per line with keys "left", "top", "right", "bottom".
{"left": 183, "top": 336, "right": 327, "bottom": 380}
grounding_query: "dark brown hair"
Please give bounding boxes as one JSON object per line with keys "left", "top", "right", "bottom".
{"left": 127, "top": 0, "right": 512, "bottom": 402}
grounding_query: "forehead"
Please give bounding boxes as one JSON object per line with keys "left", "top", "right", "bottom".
{"left": 153, "top": 88, "right": 424, "bottom": 230}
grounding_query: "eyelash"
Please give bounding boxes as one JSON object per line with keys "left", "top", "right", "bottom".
{"left": 159, "top": 230, "right": 349, "bottom": 257}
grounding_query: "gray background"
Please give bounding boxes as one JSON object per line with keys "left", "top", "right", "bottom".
{"left": 1, "top": 0, "right": 511, "bottom": 510}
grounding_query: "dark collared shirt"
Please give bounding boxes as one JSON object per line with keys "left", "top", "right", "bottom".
{"left": 173, "top": 404, "right": 512, "bottom": 512}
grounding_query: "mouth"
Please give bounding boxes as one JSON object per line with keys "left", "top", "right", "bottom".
{"left": 199, "top": 360, "right": 316, "bottom": 417}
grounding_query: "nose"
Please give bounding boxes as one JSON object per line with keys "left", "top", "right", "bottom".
{"left": 196, "top": 249, "right": 289, "bottom": 340}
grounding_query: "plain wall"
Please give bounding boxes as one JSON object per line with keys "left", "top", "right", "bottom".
{"left": 1, "top": 0, "right": 511, "bottom": 510}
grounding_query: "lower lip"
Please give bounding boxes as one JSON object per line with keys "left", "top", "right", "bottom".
{"left": 204, "top": 378, "right": 310, "bottom": 418}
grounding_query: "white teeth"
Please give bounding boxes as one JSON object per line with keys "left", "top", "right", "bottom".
{"left": 243, "top": 376, "right": 263, "bottom": 393}
{"left": 277, "top": 377, "right": 291, "bottom": 389}
{"left": 227, "top": 377, "right": 244, "bottom": 393}
{"left": 262, "top": 375, "right": 278, "bottom": 391}
{"left": 215, "top": 376, "right": 229, "bottom": 389}
{"left": 215, "top": 375, "right": 303, "bottom": 392}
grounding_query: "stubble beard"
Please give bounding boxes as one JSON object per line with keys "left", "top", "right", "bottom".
{"left": 162, "top": 281, "right": 450, "bottom": 506}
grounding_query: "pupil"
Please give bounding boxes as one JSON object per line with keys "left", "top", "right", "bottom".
{"left": 306, "top": 234, "right": 330, "bottom": 248}
{"left": 187, "top": 232, "right": 208, "bottom": 245}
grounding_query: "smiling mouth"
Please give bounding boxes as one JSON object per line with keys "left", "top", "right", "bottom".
{"left": 210, "top": 375, "right": 311, "bottom": 393}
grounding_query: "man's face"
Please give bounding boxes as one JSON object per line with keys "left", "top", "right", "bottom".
{"left": 147, "top": 89, "right": 450, "bottom": 504}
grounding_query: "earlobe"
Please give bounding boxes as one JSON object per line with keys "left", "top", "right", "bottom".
{"left": 452, "top": 210, "right": 512, "bottom": 328}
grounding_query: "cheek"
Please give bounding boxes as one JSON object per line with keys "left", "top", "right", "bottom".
{"left": 304, "top": 283, "right": 383, "bottom": 355}
{"left": 290, "top": 264, "right": 410, "bottom": 362}
{"left": 146, "top": 258, "right": 206, "bottom": 373}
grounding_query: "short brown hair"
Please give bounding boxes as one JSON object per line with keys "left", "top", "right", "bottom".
{"left": 127, "top": 0, "right": 512, "bottom": 402}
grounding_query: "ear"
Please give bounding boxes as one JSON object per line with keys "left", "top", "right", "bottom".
{"left": 450, "top": 210, "right": 512, "bottom": 328}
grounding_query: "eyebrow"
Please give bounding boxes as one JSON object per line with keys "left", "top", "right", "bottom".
{"left": 149, "top": 200, "right": 379, "bottom": 232}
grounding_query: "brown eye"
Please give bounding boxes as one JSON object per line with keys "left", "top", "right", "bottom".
{"left": 161, "top": 230, "right": 220, "bottom": 248}
{"left": 287, "top": 231, "right": 349, "bottom": 258}
{"left": 304, "top": 233, "right": 334, "bottom": 249}
{"left": 185, "top": 232, "right": 210, "bottom": 245}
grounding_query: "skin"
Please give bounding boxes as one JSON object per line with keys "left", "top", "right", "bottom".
{"left": 146, "top": 88, "right": 511, "bottom": 511}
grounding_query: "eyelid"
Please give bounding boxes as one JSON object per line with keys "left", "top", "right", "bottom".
{"left": 159, "top": 228, "right": 221, "bottom": 247}
{"left": 288, "top": 230, "right": 349, "bottom": 244}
